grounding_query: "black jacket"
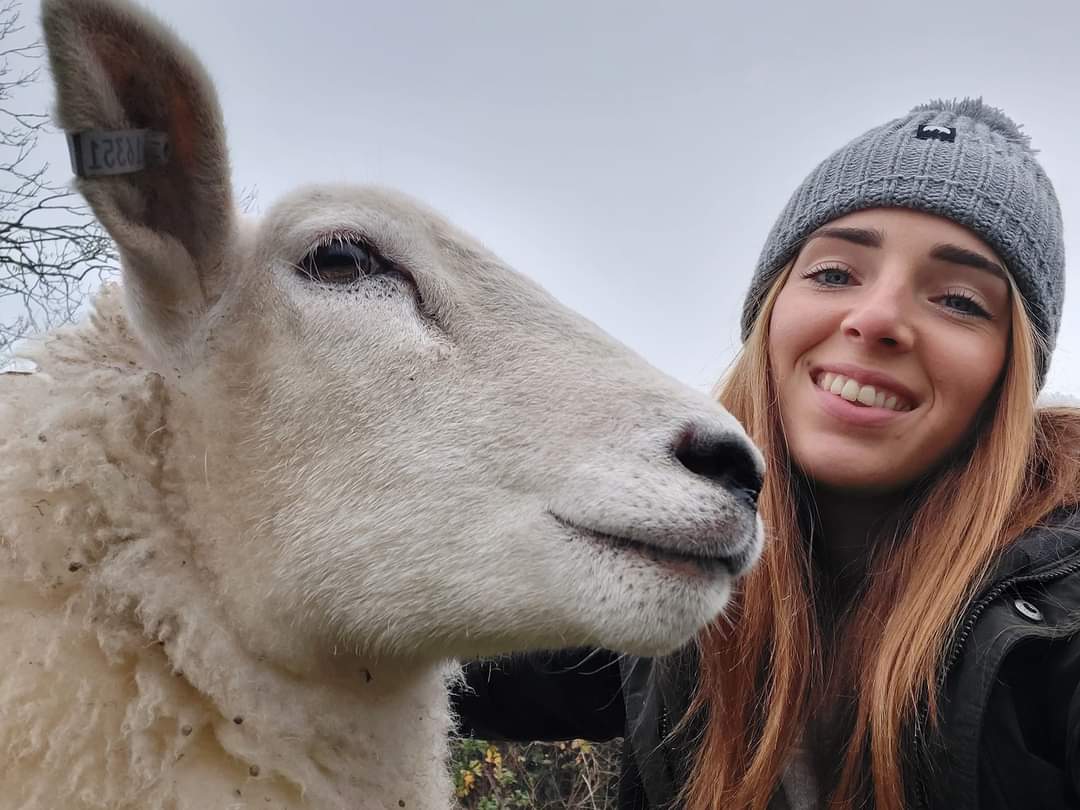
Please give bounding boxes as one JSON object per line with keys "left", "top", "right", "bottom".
{"left": 455, "top": 508, "right": 1080, "bottom": 809}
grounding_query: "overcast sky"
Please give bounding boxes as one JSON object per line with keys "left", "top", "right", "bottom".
{"left": 8, "top": 0, "right": 1080, "bottom": 393}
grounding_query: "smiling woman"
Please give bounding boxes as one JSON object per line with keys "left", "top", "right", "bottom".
{"left": 770, "top": 209, "right": 1012, "bottom": 493}
{"left": 454, "top": 98, "right": 1080, "bottom": 810}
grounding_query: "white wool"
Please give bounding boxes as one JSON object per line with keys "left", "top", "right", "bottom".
{"left": 0, "top": 289, "right": 453, "bottom": 809}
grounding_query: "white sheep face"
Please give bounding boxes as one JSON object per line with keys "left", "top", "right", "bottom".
{"left": 42, "top": 0, "right": 764, "bottom": 670}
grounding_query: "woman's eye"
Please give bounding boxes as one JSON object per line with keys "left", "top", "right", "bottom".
{"left": 297, "top": 240, "right": 383, "bottom": 285}
{"left": 940, "top": 293, "right": 991, "bottom": 319}
{"left": 804, "top": 266, "right": 852, "bottom": 286}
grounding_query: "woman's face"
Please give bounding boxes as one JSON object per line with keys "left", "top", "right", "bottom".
{"left": 768, "top": 208, "right": 1013, "bottom": 494}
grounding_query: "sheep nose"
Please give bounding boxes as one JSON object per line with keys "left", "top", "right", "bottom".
{"left": 674, "top": 426, "right": 764, "bottom": 508}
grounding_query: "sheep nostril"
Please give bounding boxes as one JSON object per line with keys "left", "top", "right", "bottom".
{"left": 674, "top": 426, "right": 764, "bottom": 508}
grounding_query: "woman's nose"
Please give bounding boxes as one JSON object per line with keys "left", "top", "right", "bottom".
{"left": 840, "top": 284, "right": 915, "bottom": 350}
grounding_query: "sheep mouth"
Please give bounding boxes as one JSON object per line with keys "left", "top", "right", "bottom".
{"left": 550, "top": 514, "right": 733, "bottom": 578}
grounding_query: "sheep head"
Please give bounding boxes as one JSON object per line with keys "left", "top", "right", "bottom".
{"left": 41, "top": 0, "right": 764, "bottom": 670}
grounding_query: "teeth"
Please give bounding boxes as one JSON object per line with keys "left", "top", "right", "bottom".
{"left": 814, "top": 372, "right": 911, "bottom": 412}
{"left": 856, "top": 386, "right": 877, "bottom": 406}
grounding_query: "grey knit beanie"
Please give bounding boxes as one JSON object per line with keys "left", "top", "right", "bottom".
{"left": 742, "top": 98, "right": 1065, "bottom": 387}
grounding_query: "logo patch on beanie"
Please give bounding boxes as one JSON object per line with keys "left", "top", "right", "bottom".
{"left": 916, "top": 124, "right": 957, "bottom": 142}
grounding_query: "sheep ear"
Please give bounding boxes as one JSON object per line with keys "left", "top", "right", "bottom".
{"left": 41, "top": 0, "right": 233, "bottom": 354}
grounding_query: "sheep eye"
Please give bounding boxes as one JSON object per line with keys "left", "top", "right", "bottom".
{"left": 298, "top": 240, "right": 383, "bottom": 285}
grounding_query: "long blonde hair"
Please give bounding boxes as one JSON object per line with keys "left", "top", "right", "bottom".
{"left": 684, "top": 265, "right": 1080, "bottom": 810}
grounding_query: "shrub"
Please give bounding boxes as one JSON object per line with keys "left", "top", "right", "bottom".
{"left": 450, "top": 737, "right": 622, "bottom": 810}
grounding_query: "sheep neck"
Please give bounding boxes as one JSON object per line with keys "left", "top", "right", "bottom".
{"left": 0, "top": 292, "right": 458, "bottom": 809}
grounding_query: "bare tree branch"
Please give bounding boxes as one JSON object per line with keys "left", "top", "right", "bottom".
{"left": 0, "top": 0, "right": 116, "bottom": 355}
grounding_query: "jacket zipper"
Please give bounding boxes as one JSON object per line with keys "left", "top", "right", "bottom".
{"left": 938, "top": 553, "right": 1080, "bottom": 690}
{"left": 913, "top": 552, "right": 1080, "bottom": 809}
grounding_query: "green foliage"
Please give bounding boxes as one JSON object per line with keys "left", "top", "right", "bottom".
{"left": 450, "top": 737, "right": 621, "bottom": 810}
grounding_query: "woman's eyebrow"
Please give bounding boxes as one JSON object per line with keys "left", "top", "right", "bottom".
{"left": 804, "top": 226, "right": 884, "bottom": 248}
{"left": 929, "top": 243, "right": 1008, "bottom": 281}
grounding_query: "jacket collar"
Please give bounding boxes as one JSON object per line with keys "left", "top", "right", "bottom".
{"left": 981, "top": 505, "right": 1080, "bottom": 585}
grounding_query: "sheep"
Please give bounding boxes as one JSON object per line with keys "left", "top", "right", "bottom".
{"left": 0, "top": 0, "right": 764, "bottom": 807}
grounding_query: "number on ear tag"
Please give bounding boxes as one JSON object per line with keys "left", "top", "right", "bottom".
{"left": 66, "top": 129, "right": 170, "bottom": 178}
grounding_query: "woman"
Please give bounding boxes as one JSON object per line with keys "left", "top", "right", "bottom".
{"left": 455, "top": 98, "right": 1080, "bottom": 810}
